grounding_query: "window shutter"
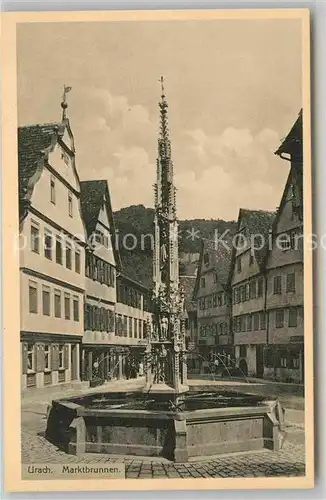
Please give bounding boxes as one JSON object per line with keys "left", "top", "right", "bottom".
{"left": 107, "top": 311, "right": 110, "bottom": 332}
{"left": 99, "top": 308, "right": 103, "bottom": 331}
{"left": 95, "top": 258, "right": 100, "bottom": 281}
{"left": 89, "top": 254, "right": 93, "bottom": 278}
{"left": 51, "top": 344, "right": 60, "bottom": 370}
{"left": 95, "top": 307, "right": 99, "bottom": 331}
{"left": 103, "top": 309, "right": 106, "bottom": 331}
{"left": 89, "top": 306, "right": 92, "bottom": 330}
{"left": 91, "top": 306, "right": 95, "bottom": 331}
{"left": 104, "top": 309, "right": 108, "bottom": 332}
{"left": 109, "top": 311, "right": 114, "bottom": 333}
{"left": 93, "top": 306, "right": 97, "bottom": 331}
{"left": 102, "top": 308, "right": 106, "bottom": 331}
{"left": 86, "top": 304, "right": 90, "bottom": 330}
{"left": 22, "top": 342, "right": 28, "bottom": 375}
{"left": 102, "top": 308, "right": 105, "bottom": 331}
{"left": 84, "top": 304, "right": 88, "bottom": 330}
{"left": 64, "top": 345, "right": 69, "bottom": 369}
{"left": 94, "top": 307, "right": 97, "bottom": 331}
{"left": 104, "top": 308, "right": 107, "bottom": 331}
{"left": 36, "top": 343, "right": 45, "bottom": 373}
{"left": 85, "top": 252, "right": 89, "bottom": 277}
{"left": 94, "top": 306, "right": 100, "bottom": 332}
{"left": 100, "top": 308, "right": 103, "bottom": 331}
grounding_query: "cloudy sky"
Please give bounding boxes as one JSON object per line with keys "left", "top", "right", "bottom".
{"left": 17, "top": 19, "right": 302, "bottom": 221}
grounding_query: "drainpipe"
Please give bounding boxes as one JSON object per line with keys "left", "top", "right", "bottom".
{"left": 264, "top": 274, "right": 269, "bottom": 345}
{"left": 264, "top": 272, "right": 269, "bottom": 379}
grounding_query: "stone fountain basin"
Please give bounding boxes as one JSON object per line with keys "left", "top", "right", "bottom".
{"left": 45, "top": 390, "right": 282, "bottom": 462}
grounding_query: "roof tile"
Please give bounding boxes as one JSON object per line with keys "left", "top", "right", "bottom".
{"left": 18, "top": 123, "right": 59, "bottom": 200}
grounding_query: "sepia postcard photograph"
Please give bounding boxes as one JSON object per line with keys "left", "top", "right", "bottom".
{"left": 1, "top": 8, "right": 313, "bottom": 492}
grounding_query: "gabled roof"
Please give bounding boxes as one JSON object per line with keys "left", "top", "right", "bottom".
{"left": 18, "top": 122, "right": 59, "bottom": 201}
{"left": 264, "top": 165, "right": 303, "bottom": 268}
{"left": 264, "top": 110, "right": 304, "bottom": 266}
{"left": 117, "top": 271, "right": 151, "bottom": 294}
{"left": 275, "top": 109, "right": 303, "bottom": 157}
{"left": 80, "top": 180, "right": 122, "bottom": 270}
{"left": 179, "top": 275, "right": 197, "bottom": 312}
{"left": 80, "top": 180, "right": 106, "bottom": 235}
{"left": 238, "top": 209, "right": 275, "bottom": 246}
{"left": 229, "top": 208, "right": 276, "bottom": 280}
{"left": 18, "top": 118, "right": 77, "bottom": 224}
{"left": 114, "top": 252, "right": 151, "bottom": 289}
{"left": 193, "top": 237, "right": 232, "bottom": 299}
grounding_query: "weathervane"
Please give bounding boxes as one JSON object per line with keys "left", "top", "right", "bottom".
{"left": 61, "top": 84, "right": 72, "bottom": 120}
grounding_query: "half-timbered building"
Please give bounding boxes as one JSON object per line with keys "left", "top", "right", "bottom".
{"left": 264, "top": 110, "right": 304, "bottom": 382}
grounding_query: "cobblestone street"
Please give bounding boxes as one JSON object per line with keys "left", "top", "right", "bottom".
{"left": 21, "top": 397, "right": 305, "bottom": 479}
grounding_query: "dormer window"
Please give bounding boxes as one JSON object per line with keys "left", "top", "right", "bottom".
{"left": 279, "top": 233, "right": 291, "bottom": 251}
{"left": 68, "top": 192, "right": 73, "bottom": 217}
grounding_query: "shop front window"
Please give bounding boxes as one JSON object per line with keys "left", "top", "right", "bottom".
{"left": 59, "top": 345, "right": 65, "bottom": 370}
{"left": 44, "top": 344, "right": 51, "bottom": 370}
{"left": 27, "top": 343, "right": 35, "bottom": 372}
{"left": 280, "top": 357, "right": 287, "bottom": 368}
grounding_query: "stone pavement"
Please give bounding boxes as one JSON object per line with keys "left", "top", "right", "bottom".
{"left": 21, "top": 396, "right": 305, "bottom": 479}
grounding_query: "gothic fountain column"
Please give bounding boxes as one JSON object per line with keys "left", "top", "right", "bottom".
{"left": 143, "top": 77, "right": 188, "bottom": 400}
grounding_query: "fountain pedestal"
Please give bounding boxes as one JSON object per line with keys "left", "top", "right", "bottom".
{"left": 46, "top": 391, "right": 283, "bottom": 462}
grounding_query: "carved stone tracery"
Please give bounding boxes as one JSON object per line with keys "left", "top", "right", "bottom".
{"left": 145, "top": 79, "right": 188, "bottom": 395}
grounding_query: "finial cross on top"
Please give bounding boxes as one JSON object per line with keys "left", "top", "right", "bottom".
{"left": 159, "top": 76, "right": 165, "bottom": 97}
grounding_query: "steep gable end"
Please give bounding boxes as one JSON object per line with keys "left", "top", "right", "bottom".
{"left": 18, "top": 123, "right": 59, "bottom": 222}
{"left": 80, "top": 181, "right": 106, "bottom": 236}
{"left": 18, "top": 123, "right": 58, "bottom": 200}
{"left": 80, "top": 180, "right": 122, "bottom": 269}
{"left": 275, "top": 109, "right": 303, "bottom": 159}
{"left": 193, "top": 238, "right": 232, "bottom": 299}
{"left": 58, "top": 118, "right": 75, "bottom": 153}
{"left": 18, "top": 117, "right": 83, "bottom": 227}
{"left": 229, "top": 208, "right": 275, "bottom": 283}
{"left": 97, "top": 194, "right": 110, "bottom": 228}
